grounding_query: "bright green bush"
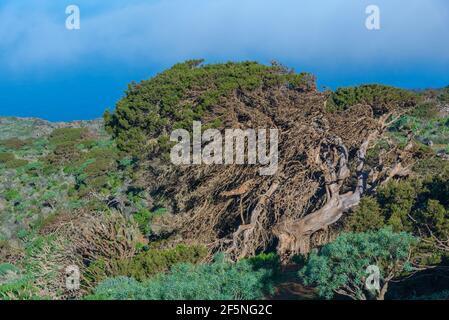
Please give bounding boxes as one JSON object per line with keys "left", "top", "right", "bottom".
{"left": 0, "top": 152, "right": 15, "bottom": 163}
{"left": 345, "top": 197, "right": 385, "bottom": 232}
{"left": 246, "top": 252, "right": 281, "bottom": 274}
{"left": 0, "top": 138, "right": 30, "bottom": 150}
{"left": 377, "top": 179, "right": 420, "bottom": 232}
{"left": 48, "top": 128, "right": 89, "bottom": 145}
{"left": 85, "top": 244, "right": 207, "bottom": 284}
{"left": 88, "top": 254, "right": 274, "bottom": 300}
{"left": 0, "top": 264, "right": 38, "bottom": 300}
{"left": 132, "top": 207, "right": 167, "bottom": 235}
{"left": 299, "top": 228, "right": 418, "bottom": 300}
{"left": 4, "top": 189, "right": 21, "bottom": 202}
{"left": 105, "top": 60, "right": 314, "bottom": 157}
{"left": 44, "top": 142, "right": 81, "bottom": 166}
{"left": 342, "top": 176, "right": 448, "bottom": 265}
{"left": 327, "top": 84, "right": 418, "bottom": 114}
{"left": 0, "top": 155, "right": 29, "bottom": 169}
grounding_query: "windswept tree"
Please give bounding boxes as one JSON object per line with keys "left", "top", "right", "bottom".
{"left": 299, "top": 228, "right": 418, "bottom": 300}
{"left": 105, "top": 61, "right": 419, "bottom": 260}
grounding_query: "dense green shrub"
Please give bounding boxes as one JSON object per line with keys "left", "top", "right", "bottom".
{"left": 0, "top": 264, "right": 38, "bottom": 300}
{"left": 0, "top": 138, "right": 30, "bottom": 150}
{"left": 418, "top": 199, "right": 449, "bottom": 240}
{"left": 410, "top": 290, "right": 449, "bottom": 300}
{"left": 85, "top": 244, "right": 208, "bottom": 284}
{"left": 0, "top": 152, "right": 15, "bottom": 163}
{"left": 0, "top": 152, "right": 29, "bottom": 169}
{"left": 132, "top": 207, "right": 167, "bottom": 235}
{"left": 88, "top": 254, "right": 274, "bottom": 300}
{"left": 344, "top": 176, "right": 449, "bottom": 265}
{"left": 377, "top": 177, "right": 449, "bottom": 238}
{"left": 44, "top": 142, "right": 81, "bottom": 166}
{"left": 345, "top": 197, "right": 385, "bottom": 232}
{"left": 105, "top": 60, "right": 314, "bottom": 157}
{"left": 299, "top": 228, "right": 418, "bottom": 300}
{"left": 327, "top": 84, "right": 418, "bottom": 114}
{"left": 48, "top": 128, "right": 89, "bottom": 145}
{"left": 437, "top": 86, "right": 449, "bottom": 103}
{"left": 410, "top": 102, "right": 440, "bottom": 120}
{"left": 413, "top": 157, "right": 449, "bottom": 177}
{"left": 55, "top": 146, "right": 120, "bottom": 193}
{"left": 246, "top": 252, "right": 281, "bottom": 274}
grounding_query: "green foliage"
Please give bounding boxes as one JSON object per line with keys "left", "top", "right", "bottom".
{"left": 437, "top": 86, "right": 449, "bottom": 103}
{"left": 61, "top": 146, "right": 119, "bottom": 193}
{"left": 377, "top": 180, "right": 420, "bottom": 232}
{"left": 0, "top": 152, "right": 29, "bottom": 169}
{"left": 132, "top": 209, "right": 152, "bottom": 235}
{"left": 345, "top": 197, "right": 385, "bottom": 232}
{"left": 4, "top": 189, "right": 21, "bottom": 202}
{"left": 410, "top": 101, "right": 440, "bottom": 120}
{"left": 0, "top": 138, "right": 30, "bottom": 150}
{"left": 0, "top": 264, "right": 38, "bottom": 300}
{"left": 246, "top": 252, "right": 281, "bottom": 274}
{"left": 327, "top": 84, "right": 418, "bottom": 114}
{"left": 0, "top": 152, "right": 15, "bottom": 163}
{"left": 413, "top": 157, "right": 449, "bottom": 177}
{"left": 410, "top": 290, "right": 449, "bottom": 300}
{"left": 88, "top": 254, "right": 274, "bottom": 300}
{"left": 49, "top": 128, "right": 89, "bottom": 145}
{"left": 132, "top": 207, "right": 167, "bottom": 235}
{"left": 418, "top": 199, "right": 449, "bottom": 240}
{"left": 299, "top": 228, "right": 418, "bottom": 300}
{"left": 105, "top": 60, "right": 314, "bottom": 157}
{"left": 376, "top": 177, "right": 449, "bottom": 240}
{"left": 85, "top": 244, "right": 208, "bottom": 284}
{"left": 0, "top": 152, "right": 28, "bottom": 168}
{"left": 345, "top": 176, "right": 449, "bottom": 266}
{"left": 44, "top": 142, "right": 81, "bottom": 166}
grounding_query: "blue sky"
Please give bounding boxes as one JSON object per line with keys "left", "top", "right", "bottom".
{"left": 0, "top": 0, "right": 448, "bottom": 121}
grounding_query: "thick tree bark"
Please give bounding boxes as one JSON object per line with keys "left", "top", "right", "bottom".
{"left": 274, "top": 114, "right": 402, "bottom": 257}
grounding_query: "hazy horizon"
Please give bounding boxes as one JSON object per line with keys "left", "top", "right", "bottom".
{"left": 1, "top": 0, "right": 448, "bottom": 121}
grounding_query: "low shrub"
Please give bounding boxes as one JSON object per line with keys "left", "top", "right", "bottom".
{"left": 88, "top": 254, "right": 274, "bottom": 300}
{"left": 0, "top": 138, "right": 30, "bottom": 150}
{"left": 49, "top": 128, "right": 90, "bottom": 145}
{"left": 0, "top": 152, "right": 15, "bottom": 163}
{"left": 85, "top": 244, "right": 207, "bottom": 284}
{"left": 327, "top": 84, "right": 418, "bottom": 115}
{"left": 299, "top": 228, "right": 418, "bottom": 300}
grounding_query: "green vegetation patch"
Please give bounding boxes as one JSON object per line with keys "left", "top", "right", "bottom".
{"left": 299, "top": 228, "right": 418, "bottom": 300}
{"left": 327, "top": 84, "right": 419, "bottom": 114}
{"left": 49, "top": 128, "right": 90, "bottom": 145}
{"left": 85, "top": 244, "right": 208, "bottom": 284}
{"left": 104, "top": 60, "right": 314, "bottom": 157}
{"left": 88, "top": 254, "right": 274, "bottom": 300}
{"left": 0, "top": 152, "right": 29, "bottom": 169}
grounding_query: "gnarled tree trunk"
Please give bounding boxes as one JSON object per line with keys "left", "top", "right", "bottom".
{"left": 273, "top": 113, "right": 407, "bottom": 257}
